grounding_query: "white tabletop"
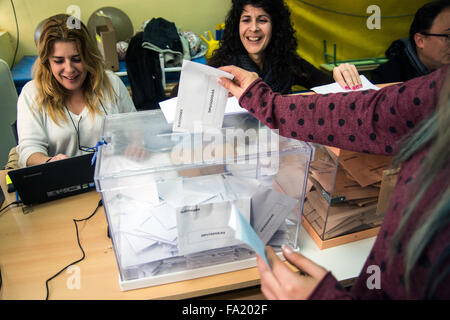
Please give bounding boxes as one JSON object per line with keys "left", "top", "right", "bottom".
{"left": 298, "top": 226, "right": 375, "bottom": 281}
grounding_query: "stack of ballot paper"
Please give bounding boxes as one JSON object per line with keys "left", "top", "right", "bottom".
{"left": 94, "top": 84, "right": 314, "bottom": 288}
{"left": 303, "top": 145, "right": 392, "bottom": 240}
{"left": 107, "top": 172, "right": 298, "bottom": 274}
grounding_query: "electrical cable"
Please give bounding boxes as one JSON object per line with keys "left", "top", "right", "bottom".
{"left": 10, "top": 0, "right": 19, "bottom": 69}
{"left": 45, "top": 199, "right": 103, "bottom": 300}
{"left": 0, "top": 200, "right": 22, "bottom": 217}
{"left": 296, "top": 0, "right": 415, "bottom": 19}
{"left": 1, "top": 199, "right": 23, "bottom": 292}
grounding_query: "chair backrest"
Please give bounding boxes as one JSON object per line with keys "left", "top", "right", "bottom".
{"left": 0, "top": 58, "right": 18, "bottom": 168}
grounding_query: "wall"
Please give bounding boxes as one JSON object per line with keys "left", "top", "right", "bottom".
{"left": 0, "top": 0, "right": 435, "bottom": 69}
{"left": 0, "top": 0, "right": 231, "bottom": 67}
{"left": 285, "top": 0, "right": 431, "bottom": 68}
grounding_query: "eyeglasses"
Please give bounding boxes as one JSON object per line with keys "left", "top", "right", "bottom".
{"left": 66, "top": 110, "right": 97, "bottom": 153}
{"left": 420, "top": 32, "right": 450, "bottom": 43}
{"left": 76, "top": 116, "right": 97, "bottom": 152}
{"left": 65, "top": 101, "right": 108, "bottom": 153}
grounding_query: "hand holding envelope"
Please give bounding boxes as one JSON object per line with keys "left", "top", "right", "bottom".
{"left": 310, "top": 75, "right": 380, "bottom": 94}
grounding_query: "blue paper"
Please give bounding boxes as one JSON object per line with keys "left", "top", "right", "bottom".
{"left": 229, "top": 203, "right": 270, "bottom": 268}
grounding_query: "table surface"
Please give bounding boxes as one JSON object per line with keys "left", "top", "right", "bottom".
{"left": 0, "top": 169, "right": 375, "bottom": 300}
{"left": 1, "top": 82, "right": 397, "bottom": 300}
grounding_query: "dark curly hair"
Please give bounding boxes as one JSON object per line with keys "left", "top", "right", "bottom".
{"left": 208, "top": 0, "right": 309, "bottom": 86}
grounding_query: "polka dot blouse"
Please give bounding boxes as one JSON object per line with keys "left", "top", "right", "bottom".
{"left": 239, "top": 65, "right": 450, "bottom": 299}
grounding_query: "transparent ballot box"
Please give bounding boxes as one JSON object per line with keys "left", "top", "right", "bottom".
{"left": 94, "top": 110, "right": 313, "bottom": 290}
{"left": 303, "top": 144, "right": 394, "bottom": 248}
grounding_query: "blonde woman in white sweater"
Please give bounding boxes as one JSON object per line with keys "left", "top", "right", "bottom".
{"left": 17, "top": 14, "right": 135, "bottom": 167}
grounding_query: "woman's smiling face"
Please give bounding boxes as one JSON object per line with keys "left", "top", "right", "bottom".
{"left": 239, "top": 4, "right": 272, "bottom": 65}
{"left": 49, "top": 40, "right": 87, "bottom": 93}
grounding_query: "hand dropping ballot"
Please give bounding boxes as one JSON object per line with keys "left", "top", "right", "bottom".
{"left": 173, "top": 60, "right": 234, "bottom": 132}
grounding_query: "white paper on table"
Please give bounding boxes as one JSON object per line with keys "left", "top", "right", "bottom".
{"left": 251, "top": 185, "right": 299, "bottom": 244}
{"left": 160, "top": 96, "right": 246, "bottom": 125}
{"left": 150, "top": 202, "right": 177, "bottom": 230}
{"left": 176, "top": 198, "right": 251, "bottom": 255}
{"left": 311, "top": 75, "right": 380, "bottom": 94}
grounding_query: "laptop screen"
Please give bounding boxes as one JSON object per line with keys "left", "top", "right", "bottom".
{"left": 8, "top": 154, "right": 96, "bottom": 205}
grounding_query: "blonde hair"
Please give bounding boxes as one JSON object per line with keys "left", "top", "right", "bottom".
{"left": 392, "top": 68, "right": 450, "bottom": 298}
{"left": 33, "top": 14, "right": 115, "bottom": 125}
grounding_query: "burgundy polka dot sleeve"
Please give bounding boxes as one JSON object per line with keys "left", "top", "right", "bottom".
{"left": 237, "top": 65, "right": 450, "bottom": 299}
{"left": 238, "top": 65, "right": 448, "bottom": 156}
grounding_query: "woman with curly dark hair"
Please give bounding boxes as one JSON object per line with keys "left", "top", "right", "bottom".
{"left": 207, "top": 0, "right": 351, "bottom": 94}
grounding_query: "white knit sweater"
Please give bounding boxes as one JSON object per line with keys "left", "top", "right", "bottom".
{"left": 17, "top": 71, "right": 136, "bottom": 167}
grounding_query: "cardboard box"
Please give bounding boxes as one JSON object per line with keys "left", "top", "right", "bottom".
{"left": 376, "top": 167, "right": 400, "bottom": 215}
{"left": 303, "top": 144, "right": 393, "bottom": 249}
{"left": 95, "top": 17, "right": 119, "bottom": 71}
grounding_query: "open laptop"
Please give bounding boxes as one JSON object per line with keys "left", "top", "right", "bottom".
{"left": 8, "top": 154, "right": 96, "bottom": 205}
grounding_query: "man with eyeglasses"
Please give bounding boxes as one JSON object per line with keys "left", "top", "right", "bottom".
{"left": 371, "top": 1, "right": 450, "bottom": 84}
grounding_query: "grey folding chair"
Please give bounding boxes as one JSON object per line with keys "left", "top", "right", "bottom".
{"left": 0, "top": 58, "right": 19, "bottom": 168}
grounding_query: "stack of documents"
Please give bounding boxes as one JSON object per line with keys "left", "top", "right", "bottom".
{"left": 303, "top": 146, "right": 391, "bottom": 239}
{"left": 108, "top": 173, "right": 297, "bottom": 274}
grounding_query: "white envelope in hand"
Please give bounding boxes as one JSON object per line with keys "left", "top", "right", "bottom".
{"left": 173, "top": 60, "right": 234, "bottom": 132}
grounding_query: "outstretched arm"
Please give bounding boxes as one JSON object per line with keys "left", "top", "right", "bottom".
{"left": 219, "top": 65, "right": 447, "bottom": 156}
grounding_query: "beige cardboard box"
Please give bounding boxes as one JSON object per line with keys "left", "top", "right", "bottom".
{"left": 96, "top": 17, "right": 119, "bottom": 71}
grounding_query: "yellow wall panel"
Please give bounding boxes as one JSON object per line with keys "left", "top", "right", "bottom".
{"left": 0, "top": 0, "right": 231, "bottom": 66}
{"left": 285, "top": 0, "right": 431, "bottom": 68}
{"left": 0, "top": 0, "right": 433, "bottom": 69}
